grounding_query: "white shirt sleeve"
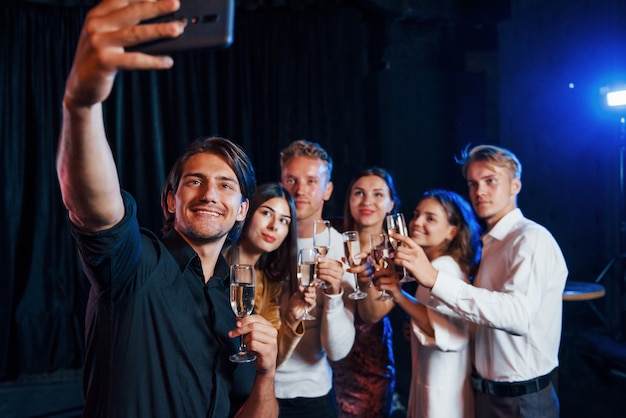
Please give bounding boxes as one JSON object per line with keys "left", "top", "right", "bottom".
{"left": 412, "top": 256, "right": 470, "bottom": 352}
{"left": 320, "top": 228, "right": 356, "bottom": 361}
{"left": 431, "top": 215, "right": 568, "bottom": 337}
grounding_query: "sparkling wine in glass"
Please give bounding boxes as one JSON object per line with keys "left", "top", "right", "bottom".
{"left": 297, "top": 248, "right": 317, "bottom": 320}
{"left": 370, "top": 233, "right": 394, "bottom": 301}
{"left": 229, "top": 264, "right": 257, "bottom": 363}
{"left": 313, "top": 220, "right": 331, "bottom": 289}
{"left": 385, "top": 212, "right": 410, "bottom": 282}
{"left": 343, "top": 231, "right": 368, "bottom": 300}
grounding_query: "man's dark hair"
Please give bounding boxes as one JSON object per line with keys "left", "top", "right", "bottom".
{"left": 160, "top": 136, "right": 256, "bottom": 246}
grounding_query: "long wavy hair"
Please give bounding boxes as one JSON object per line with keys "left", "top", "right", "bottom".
{"left": 421, "top": 189, "right": 482, "bottom": 276}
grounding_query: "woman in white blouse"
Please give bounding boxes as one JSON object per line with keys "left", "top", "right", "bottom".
{"left": 371, "top": 189, "right": 482, "bottom": 418}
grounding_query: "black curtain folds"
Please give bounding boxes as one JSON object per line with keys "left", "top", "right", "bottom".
{"left": 1, "top": 1, "right": 372, "bottom": 379}
{"left": 1, "top": 1, "right": 91, "bottom": 380}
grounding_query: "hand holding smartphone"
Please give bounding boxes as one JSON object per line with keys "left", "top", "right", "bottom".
{"left": 127, "top": 0, "right": 235, "bottom": 54}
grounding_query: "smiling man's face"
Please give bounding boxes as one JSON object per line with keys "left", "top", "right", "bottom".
{"left": 168, "top": 152, "right": 248, "bottom": 245}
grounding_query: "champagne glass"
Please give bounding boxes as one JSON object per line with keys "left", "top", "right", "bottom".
{"left": 343, "top": 231, "right": 368, "bottom": 300}
{"left": 297, "top": 248, "right": 317, "bottom": 320}
{"left": 313, "top": 220, "right": 331, "bottom": 289}
{"left": 370, "top": 233, "right": 394, "bottom": 301}
{"left": 385, "top": 212, "right": 410, "bottom": 282}
{"left": 229, "top": 264, "right": 257, "bottom": 363}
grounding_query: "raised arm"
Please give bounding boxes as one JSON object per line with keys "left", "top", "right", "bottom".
{"left": 56, "top": 0, "right": 185, "bottom": 231}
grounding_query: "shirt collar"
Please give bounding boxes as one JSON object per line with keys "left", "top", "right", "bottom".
{"left": 161, "top": 229, "right": 229, "bottom": 285}
{"left": 162, "top": 228, "right": 198, "bottom": 273}
{"left": 484, "top": 208, "right": 523, "bottom": 241}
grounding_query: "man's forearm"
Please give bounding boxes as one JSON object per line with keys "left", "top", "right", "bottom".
{"left": 57, "top": 100, "right": 123, "bottom": 231}
{"left": 235, "top": 373, "right": 278, "bottom": 418}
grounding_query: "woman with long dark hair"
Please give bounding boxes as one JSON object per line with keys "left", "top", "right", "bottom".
{"left": 223, "top": 183, "right": 316, "bottom": 367}
{"left": 331, "top": 167, "right": 400, "bottom": 417}
{"left": 373, "top": 189, "right": 482, "bottom": 418}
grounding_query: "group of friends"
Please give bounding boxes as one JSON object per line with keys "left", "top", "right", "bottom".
{"left": 55, "top": 1, "right": 569, "bottom": 417}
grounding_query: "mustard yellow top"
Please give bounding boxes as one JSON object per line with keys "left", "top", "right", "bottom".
{"left": 253, "top": 270, "right": 283, "bottom": 329}
{"left": 223, "top": 246, "right": 304, "bottom": 368}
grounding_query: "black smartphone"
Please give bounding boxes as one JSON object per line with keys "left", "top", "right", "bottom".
{"left": 127, "top": 0, "right": 234, "bottom": 54}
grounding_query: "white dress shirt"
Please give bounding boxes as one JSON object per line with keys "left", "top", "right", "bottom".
{"left": 274, "top": 227, "right": 356, "bottom": 398}
{"left": 431, "top": 209, "right": 568, "bottom": 382}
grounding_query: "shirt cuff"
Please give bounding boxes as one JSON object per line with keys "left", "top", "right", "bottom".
{"left": 323, "top": 288, "right": 345, "bottom": 313}
{"left": 431, "top": 269, "right": 463, "bottom": 303}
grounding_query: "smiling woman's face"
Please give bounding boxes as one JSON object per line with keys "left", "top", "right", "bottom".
{"left": 408, "top": 197, "right": 457, "bottom": 258}
{"left": 349, "top": 175, "right": 394, "bottom": 230}
{"left": 244, "top": 197, "right": 292, "bottom": 254}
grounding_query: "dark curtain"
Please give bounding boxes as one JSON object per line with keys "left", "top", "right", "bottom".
{"left": 1, "top": 0, "right": 374, "bottom": 379}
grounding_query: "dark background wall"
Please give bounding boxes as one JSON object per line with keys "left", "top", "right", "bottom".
{"left": 499, "top": 0, "right": 626, "bottom": 329}
{"left": 2, "top": 0, "right": 626, "bottom": 409}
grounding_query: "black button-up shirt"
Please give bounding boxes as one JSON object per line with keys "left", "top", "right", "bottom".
{"left": 72, "top": 191, "right": 254, "bottom": 417}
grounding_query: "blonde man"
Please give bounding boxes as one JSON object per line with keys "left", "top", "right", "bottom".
{"left": 275, "top": 140, "right": 356, "bottom": 417}
{"left": 387, "top": 145, "right": 567, "bottom": 417}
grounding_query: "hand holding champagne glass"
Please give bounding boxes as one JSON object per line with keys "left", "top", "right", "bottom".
{"left": 370, "top": 233, "right": 394, "bottom": 301}
{"left": 229, "top": 264, "right": 257, "bottom": 363}
{"left": 297, "top": 248, "right": 317, "bottom": 320}
{"left": 385, "top": 212, "right": 410, "bottom": 281}
{"left": 343, "top": 231, "right": 368, "bottom": 300}
{"left": 313, "top": 220, "right": 331, "bottom": 289}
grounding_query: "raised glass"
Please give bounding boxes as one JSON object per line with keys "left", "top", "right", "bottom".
{"left": 229, "top": 264, "right": 257, "bottom": 363}
{"left": 297, "top": 248, "right": 318, "bottom": 320}
{"left": 385, "top": 212, "right": 410, "bottom": 282}
{"left": 313, "top": 220, "right": 331, "bottom": 289}
{"left": 370, "top": 233, "right": 394, "bottom": 301}
{"left": 343, "top": 231, "right": 368, "bottom": 300}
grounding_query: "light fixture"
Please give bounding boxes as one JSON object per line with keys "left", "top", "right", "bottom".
{"left": 601, "top": 84, "right": 626, "bottom": 108}
{"left": 607, "top": 90, "right": 626, "bottom": 107}
{"left": 596, "top": 82, "right": 626, "bottom": 337}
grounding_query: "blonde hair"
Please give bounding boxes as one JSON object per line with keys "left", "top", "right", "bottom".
{"left": 279, "top": 139, "right": 333, "bottom": 182}
{"left": 457, "top": 144, "right": 522, "bottom": 180}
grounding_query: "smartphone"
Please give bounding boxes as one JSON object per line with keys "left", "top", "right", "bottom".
{"left": 127, "top": 0, "right": 234, "bottom": 54}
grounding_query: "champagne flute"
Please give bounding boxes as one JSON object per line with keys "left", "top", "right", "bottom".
{"left": 297, "top": 248, "right": 317, "bottom": 320}
{"left": 313, "top": 220, "right": 331, "bottom": 289}
{"left": 385, "top": 212, "right": 410, "bottom": 282}
{"left": 343, "top": 231, "right": 368, "bottom": 300}
{"left": 370, "top": 233, "right": 394, "bottom": 301}
{"left": 229, "top": 264, "right": 257, "bottom": 363}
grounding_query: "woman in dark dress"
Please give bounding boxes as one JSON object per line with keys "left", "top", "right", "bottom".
{"left": 331, "top": 167, "right": 400, "bottom": 417}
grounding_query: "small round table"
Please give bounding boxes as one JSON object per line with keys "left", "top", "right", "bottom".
{"left": 559, "top": 281, "right": 608, "bottom": 393}
{"left": 562, "top": 280, "right": 608, "bottom": 331}
{"left": 562, "top": 281, "right": 606, "bottom": 302}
